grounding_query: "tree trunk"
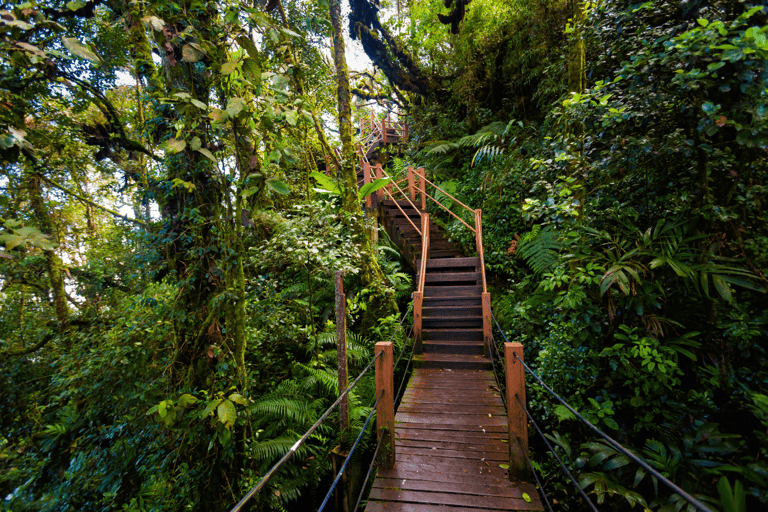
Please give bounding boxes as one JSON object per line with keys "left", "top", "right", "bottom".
{"left": 329, "top": 0, "right": 397, "bottom": 328}
{"left": 27, "top": 174, "right": 70, "bottom": 344}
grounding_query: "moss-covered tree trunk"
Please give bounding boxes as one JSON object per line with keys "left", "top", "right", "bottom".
{"left": 27, "top": 174, "right": 70, "bottom": 343}
{"left": 567, "top": 0, "right": 586, "bottom": 218}
{"left": 330, "top": 0, "right": 397, "bottom": 329}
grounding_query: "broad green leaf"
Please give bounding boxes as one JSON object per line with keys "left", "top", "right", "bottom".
{"left": 201, "top": 398, "right": 222, "bottom": 418}
{"left": 178, "top": 394, "right": 198, "bottom": 408}
{"left": 67, "top": 0, "right": 86, "bottom": 11}
{"left": 266, "top": 179, "right": 290, "bottom": 195}
{"left": 309, "top": 171, "right": 341, "bottom": 195}
{"left": 181, "top": 44, "right": 204, "bottom": 62}
{"left": 190, "top": 99, "right": 207, "bottom": 109}
{"left": 522, "top": 493, "right": 532, "bottom": 503}
{"left": 284, "top": 110, "right": 298, "bottom": 126}
{"left": 498, "top": 463, "right": 509, "bottom": 469}
{"left": 720, "top": 275, "right": 765, "bottom": 292}
{"left": 197, "top": 148, "right": 216, "bottom": 162}
{"left": 226, "top": 97, "right": 246, "bottom": 118}
{"left": 143, "top": 15, "right": 165, "bottom": 32}
{"left": 158, "top": 400, "right": 168, "bottom": 419}
{"left": 166, "top": 139, "right": 186, "bottom": 154}
{"left": 217, "top": 399, "right": 237, "bottom": 429}
{"left": 210, "top": 109, "right": 227, "bottom": 124}
{"left": 697, "top": 18, "right": 709, "bottom": 27}
{"left": 190, "top": 136, "right": 202, "bottom": 151}
{"left": 62, "top": 37, "right": 102, "bottom": 64}
{"left": 221, "top": 60, "right": 238, "bottom": 75}
{"left": 712, "top": 274, "right": 732, "bottom": 302}
{"left": 228, "top": 393, "right": 249, "bottom": 406}
{"left": 237, "top": 35, "right": 260, "bottom": 61}
{"left": 1, "top": 234, "right": 24, "bottom": 251}
{"left": 358, "top": 178, "right": 390, "bottom": 199}
{"left": 242, "top": 58, "right": 261, "bottom": 87}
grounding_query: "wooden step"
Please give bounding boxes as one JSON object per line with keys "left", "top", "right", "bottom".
{"left": 423, "top": 340, "right": 485, "bottom": 355}
{"left": 424, "top": 285, "right": 483, "bottom": 297}
{"left": 423, "top": 272, "right": 481, "bottom": 284}
{"left": 423, "top": 297, "right": 482, "bottom": 309}
{"left": 423, "top": 316, "right": 483, "bottom": 329}
{"left": 424, "top": 328, "right": 483, "bottom": 342}
{"left": 424, "top": 305, "right": 482, "bottom": 317}
{"left": 414, "top": 353, "right": 491, "bottom": 371}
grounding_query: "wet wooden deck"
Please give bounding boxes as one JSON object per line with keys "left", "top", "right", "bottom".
{"left": 364, "top": 368, "right": 543, "bottom": 511}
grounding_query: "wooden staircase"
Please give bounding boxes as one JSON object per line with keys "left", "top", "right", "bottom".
{"left": 379, "top": 199, "right": 490, "bottom": 371}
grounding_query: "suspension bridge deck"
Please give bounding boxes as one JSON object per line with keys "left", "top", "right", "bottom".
{"left": 365, "top": 368, "right": 541, "bottom": 511}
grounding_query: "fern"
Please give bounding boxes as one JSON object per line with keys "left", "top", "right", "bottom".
{"left": 517, "top": 225, "right": 561, "bottom": 275}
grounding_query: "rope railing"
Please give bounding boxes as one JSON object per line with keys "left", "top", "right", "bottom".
{"left": 490, "top": 310, "right": 716, "bottom": 512}
{"left": 317, "top": 389, "right": 384, "bottom": 512}
{"left": 229, "top": 350, "right": 383, "bottom": 512}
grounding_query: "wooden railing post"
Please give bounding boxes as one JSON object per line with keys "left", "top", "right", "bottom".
{"left": 482, "top": 292, "right": 492, "bottom": 357}
{"left": 363, "top": 161, "right": 372, "bottom": 208}
{"left": 382, "top": 117, "right": 388, "bottom": 144}
{"left": 376, "top": 164, "right": 384, "bottom": 202}
{"left": 375, "top": 341, "right": 395, "bottom": 469}
{"left": 403, "top": 122, "right": 408, "bottom": 142}
{"left": 408, "top": 166, "right": 415, "bottom": 202}
{"left": 505, "top": 342, "right": 528, "bottom": 481}
{"left": 413, "top": 292, "right": 423, "bottom": 354}
{"left": 417, "top": 167, "right": 426, "bottom": 210}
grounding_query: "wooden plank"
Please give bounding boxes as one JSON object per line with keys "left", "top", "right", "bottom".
{"left": 398, "top": 402, "right": 505, "bottom": 415}
{"left": 366, "top": 501, "right": 495, "bottom": 512}
{"left": 396, "top": 412, "right": 507, "bottom": 427}
{"left": 397, "top": 438, "right": 507, "bottom": 453}
{"left": 396, "top": 445, "right": 509, "bottom": 461}
{"left": 396, "top": 430, "right": 507, "bottom": 446}
{"left": 367, "top": 487, "right": 541, "bottom": 510}
{"left": 373, "top": 476, "right": 537, "bottom": 498}
{"left": 391, "top": 456, "right": 508, "bottom": 479}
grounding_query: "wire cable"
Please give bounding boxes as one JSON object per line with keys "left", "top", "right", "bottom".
{"left": 230, "top": 350, "right": 383, "bottom": 512}
{"left": 513, "top": 352, "right": 715, "bottom": 512}
{"left": 488, "top": 334, "right": 507, "bottom": 410}
{"left": 353, "top": 432, "right": 386, "bottom": 512}
{"left": 394, "top": 350, "right": 414, "bottom": 406}
{"left": 516, "top": 394, "right": 599, "bottom": 512}
{"left": 517, "top": 436, "right": 554, "bottom": 512}
{"left": 317, "top": 390, "right": 384, "bottom": 512}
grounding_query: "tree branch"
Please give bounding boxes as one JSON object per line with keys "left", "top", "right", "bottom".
{"left": 40, "top": 175, "right": 148, "bottom": 227}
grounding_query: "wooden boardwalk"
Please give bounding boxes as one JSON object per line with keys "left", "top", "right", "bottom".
{"left": 365, "top": 368, "right": 541, "bottom": 511}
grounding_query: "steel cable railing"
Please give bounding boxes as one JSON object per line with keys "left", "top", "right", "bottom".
{"left": 516, "top": 394, "right": 599, "bottom": 512}
{"left": 518, "top": 436, "right": 555, "bottom": 512}
{"left": 317, "top": 389, "right": 384, "bottom": 512}
{"left": 230, "top": 350, "right": 383, "bottom": 512}
{"left": 491, "top": 310, "right": 716, "bottom": 512}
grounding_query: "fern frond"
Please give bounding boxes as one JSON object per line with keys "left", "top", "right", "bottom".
{"left": 425, "top": 141, "right": 459, "bottom": 155}
{"left": 296, "top": 363, "right": 338, "bottom": 395}
{"left": 249, "top": 395, "right": 315, "bottom": 425}
{"left": 517, "top": 225, "right": 561, "bottom": 275}
{"left": 249, "top": 436, "right": 311, "bottom": 463}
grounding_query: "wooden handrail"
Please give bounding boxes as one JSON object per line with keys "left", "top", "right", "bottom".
{"left": 418, "top": 214, "right": 429, "bottom": 293}
{"left": 383, "top": 188, "right": 421, "bottom": 236}
{"left": 423, "top": 190, "right": 476, "bottom": 233}
{"left": 419, "top": 175, "right": 476, "bottom": 215}
{"left": 381, "top": 170, "right": 422, "bottom": 215}
{"left": 475, "top": 209, "right": 487, "bottom": 293}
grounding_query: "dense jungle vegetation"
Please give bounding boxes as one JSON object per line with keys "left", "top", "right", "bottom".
{"left": 1, "top": 0, "right": 767, "bottom": 510}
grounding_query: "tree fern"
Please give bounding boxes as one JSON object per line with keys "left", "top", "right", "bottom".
{"left": 517, "top": 225, "right": 561, "bottom": 275}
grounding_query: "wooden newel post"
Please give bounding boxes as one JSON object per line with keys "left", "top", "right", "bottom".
{"left": 376, "top": 164, "right": 384, "bottom": 202}
{"left": 382, "top": 117, "right": 388, "bottom": 144}
{"left": 482, "top": 292, "right": 492, "bottom": 357}
{"left": 408, "top": 166, "right": 415, "bottom": 202}
{"left": 505, "top": 342, "right": 528, "bottom": 480}
{"left": 375, "top": 341, "right": 395, "bottom": 469}
{"left": 413, "top": 292, "right": 423, "bottom": 354}
{"left": 363, "top": 161, "right": 372, "bottom": 208}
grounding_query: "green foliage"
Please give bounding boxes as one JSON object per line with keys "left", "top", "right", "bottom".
{"left": 516, "top": 225, "right": 561, "bottom": 276}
